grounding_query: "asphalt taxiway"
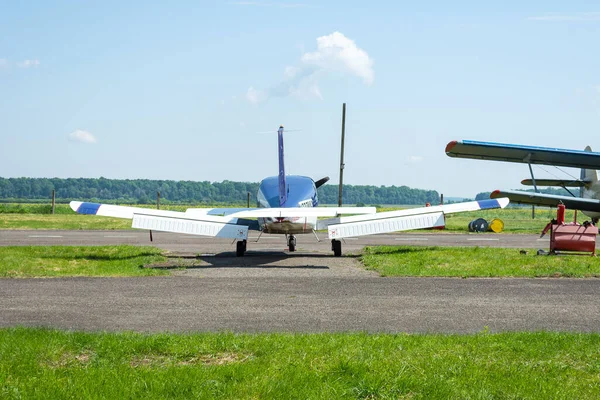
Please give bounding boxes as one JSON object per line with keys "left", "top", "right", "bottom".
{"left": 1, "top": 230, "right": 599, "bottom": 333}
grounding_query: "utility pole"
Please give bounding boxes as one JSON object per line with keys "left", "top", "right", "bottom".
{"left": 338, "top": 103, "right": 346, "bottom": 207}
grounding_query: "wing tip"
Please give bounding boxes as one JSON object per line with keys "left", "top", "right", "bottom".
{"left": 69, "top": 201, "right": 82, "bottom": 213}
{"left": 445, "top": 140, "right": 458, "bottom": 154}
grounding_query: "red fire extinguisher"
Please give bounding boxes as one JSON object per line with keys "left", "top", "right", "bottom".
{"left": 557, "top": 203, "right": 565, "bottom": 224}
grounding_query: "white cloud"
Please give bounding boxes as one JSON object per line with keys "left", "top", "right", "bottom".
{"left": 407, "top": 155, "right": 423, "bottom": 163}
{"left": 0, "top": 59, "right": 7, "bottom": 69}
{"left": 528, "top": 12, "right": 600, "bottom": 21}
{"left": 246, "top": 86, "right": 262, "bottom": 104}
{"left": 301, "top": 31, "right": 374, "bottom": 85}
{"left": 246, "top": 31, "right": 374, "bottom": 103}
{"left": 17, "top": 59, "right": 40, "bottom": 68}
{"left": 68, "top": 130, "right": 97, "bottom": 144}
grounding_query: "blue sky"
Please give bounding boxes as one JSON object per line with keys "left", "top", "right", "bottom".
{"left": 1, "top": 1, "right": 599, "bottom": 198}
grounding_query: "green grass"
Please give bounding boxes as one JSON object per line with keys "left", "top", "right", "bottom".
{"left": 0, "top": 246, "right": 168, "bottom": 277}
{"left": 0, "top": 214, "right": 132, "bottom": 230}
{"left": 360, "top": 245, "right": 600, "bottom": 277}
{"left": 1, "top": 328, "right": 599, "bottom": 399}
{"left": 0, "top": 203, "right": 582, "bottom": 232}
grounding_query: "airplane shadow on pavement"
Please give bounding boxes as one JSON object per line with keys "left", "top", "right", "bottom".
{"left": 143, "top": 251, "right": 360, "bottom": 270}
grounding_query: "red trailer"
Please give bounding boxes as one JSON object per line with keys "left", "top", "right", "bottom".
{"left": 541, "top": 204, "right": 598, "bottom": 256}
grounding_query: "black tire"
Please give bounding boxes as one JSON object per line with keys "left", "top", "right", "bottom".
{"left": 332, "top": 239, "right": 342, "bottom": 257}
{"left": 236, "top": 240, "right": 246, "bottom": 257}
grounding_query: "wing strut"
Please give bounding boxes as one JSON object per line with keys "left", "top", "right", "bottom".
{"left": 524, "top": 153, "right": 538, "bottom": 193}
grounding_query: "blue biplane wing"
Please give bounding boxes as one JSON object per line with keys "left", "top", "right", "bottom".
{"left": 446, "top": 140, "right": 600, "bottom": 170}
{"left": 490, "top": 190, "right": 600, "bottom": 213}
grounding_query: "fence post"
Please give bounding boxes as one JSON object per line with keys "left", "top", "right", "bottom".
{"left": 157, "top": 192, "right": 160, "bottom": 209}
{"left": 51, "top": 190, "right": 55, "bottom": 215}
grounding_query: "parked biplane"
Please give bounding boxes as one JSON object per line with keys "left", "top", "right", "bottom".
{"left": 446, "top": 140, "right": 600, "bottom": 221}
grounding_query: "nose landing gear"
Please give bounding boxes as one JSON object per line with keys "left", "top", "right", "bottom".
{"left": 287, "top": 235, "right": 296, "bottom": 252}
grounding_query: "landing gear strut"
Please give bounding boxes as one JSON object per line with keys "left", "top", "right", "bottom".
{"left": 236, "top": 240, "right": 247, "bottom": 257}
{"left": 288, "top": 235, "right": 296, "bottom": 252}
{"left": 332, "top": 239, "right": 342, "bottom": 257}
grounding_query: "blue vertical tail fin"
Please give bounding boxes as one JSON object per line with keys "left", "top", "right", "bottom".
{"left": 277, "top": 126, "right": 287, "bottom": 206}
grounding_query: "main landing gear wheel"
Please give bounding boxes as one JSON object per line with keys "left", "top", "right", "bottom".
{"left": 236, "top": 240, "right": 247, "bottom": 257}
{"left": 332, "top": 239, "right": 342, "bottom": 257}
{"left": 288, "top": 235, "right": 297, "bottom": 252}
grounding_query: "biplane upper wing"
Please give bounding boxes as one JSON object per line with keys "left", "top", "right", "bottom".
{"left": 489, "top": 190, "right": 600, "bottom": 213}
{"left": 445, "top": 140, "right": 600, "bottom": 170}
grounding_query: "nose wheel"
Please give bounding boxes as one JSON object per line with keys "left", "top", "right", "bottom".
{"left": 287, "top": 235, "right": 297, "bottom": 252}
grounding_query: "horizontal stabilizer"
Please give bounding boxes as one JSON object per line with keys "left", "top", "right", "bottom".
{"left": 446, "top": 140, "right": 600, "bottom": 170}
{"left": 490, "top": 190, "right": 600, "bottom": 213}
{"left": 225, "top": 206, "right": 377, "bottom": 219}
{"left": 520, "top": 179, "right": 588, "bottom": 188}
{"left": 132, "top": 214, "right": 248, "bottom": 239}
{"left": 318, "top": 198, "right": 509, "bottom": 239}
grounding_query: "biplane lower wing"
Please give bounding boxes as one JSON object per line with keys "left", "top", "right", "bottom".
{"left": 490, "top": 190, "right": 600, "bottom": 213}
{"left": 445, "top": 140, "right": 600, "bottom": 170}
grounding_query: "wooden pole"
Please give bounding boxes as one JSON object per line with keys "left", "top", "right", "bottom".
{"left": 338, "top": 103, "right": 346, "bottom": 207}
{"left": 157, "top": 192, "right": 160, "bottom": 209}
{"left": 532, "top": 205, "right": 535, "bottom": 219}
{"left": 51, "top": 190, "right": 55, "bottom": 214}
{"left": 247, "top": 192, "right": 250, "bottom": 208}
{"left": 440, "top": 193, "right": 444, "bottom": 205}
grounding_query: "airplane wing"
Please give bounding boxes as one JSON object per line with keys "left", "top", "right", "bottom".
{"left": 70, "top": 201, "right": 256, "bottom": 239}
{"left": 70, "top": 202, "right": 377, "bottom": 239}
{"left": 445, "top": 140, "right": 600, "bottom": 169}
{"left": 489, "top": 190, "right": 600, "bottom": 213}
{"left": 520, "top": 179, "right": 587, "bottom": 188}
{"left": 317, "top": 198, "right": 510, "bottom": 239}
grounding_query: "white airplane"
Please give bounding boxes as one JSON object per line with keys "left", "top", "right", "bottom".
{"left": 71, "top": 127, "right": 509, "bottom": 256}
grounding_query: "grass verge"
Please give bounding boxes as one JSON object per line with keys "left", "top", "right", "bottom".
{"left": 360, "top": 245, "right": 600, "bottom": 277}
{"left": 1, "top": 328, "right": 599, "bottom": 399}
{"left": 0, "top": 246, "right": 168, "bottom": 277}
{"left": 0, "top": 204, "right": 579, "bottom": 232}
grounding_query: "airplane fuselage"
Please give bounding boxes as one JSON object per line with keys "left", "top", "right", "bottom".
{"left": 257, "top": 175, "right": 319, "bottom": 234}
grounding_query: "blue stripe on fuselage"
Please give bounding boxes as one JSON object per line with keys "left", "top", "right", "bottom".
{"left": 77, "top": 202, "right": 102, "bottom": 215}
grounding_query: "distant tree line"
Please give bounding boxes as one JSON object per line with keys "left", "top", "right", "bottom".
{"left": 0, "top": 177, "right": 440, "bottom": 205}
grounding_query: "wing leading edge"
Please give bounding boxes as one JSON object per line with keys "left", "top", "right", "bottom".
{"left": 446, "top": 140, "right": 600, "bottom": 170}
{"left": 489, "top": 190, "right": 600, "bottom": 213}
